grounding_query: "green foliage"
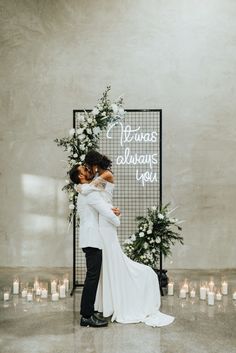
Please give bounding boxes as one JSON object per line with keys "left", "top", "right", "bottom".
{"left": 54, "top": 86, "right": 125, "bottom": 222}
{"left": 124, "top": 204, "right": 184, "bottom": 269}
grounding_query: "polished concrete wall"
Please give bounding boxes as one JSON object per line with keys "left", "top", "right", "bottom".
{"left": 0, "top": 0, "right": 236, "bottom": 268}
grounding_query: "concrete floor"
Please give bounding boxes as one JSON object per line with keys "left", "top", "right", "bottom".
{"left": 0, "top": 268, "right": 236, "bottom": 353}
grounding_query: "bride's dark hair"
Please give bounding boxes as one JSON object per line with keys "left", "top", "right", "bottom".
{"left": 85, "top": 150, "right": 112, "bottom": 170}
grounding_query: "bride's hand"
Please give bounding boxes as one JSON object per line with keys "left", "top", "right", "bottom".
{"left": 112, "top": 207, "right": 121, "bottom": 216}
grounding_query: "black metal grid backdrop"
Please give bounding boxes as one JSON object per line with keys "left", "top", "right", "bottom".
{"left": 71, "top": 109, "right": 162, "bottom": 292}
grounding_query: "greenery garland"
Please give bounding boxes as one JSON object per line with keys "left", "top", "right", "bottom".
{"left": 54, "top": 86, "right": 125, "bottom": 222}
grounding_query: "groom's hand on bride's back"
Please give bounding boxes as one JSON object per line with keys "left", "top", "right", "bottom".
{"left": 112, "top": 207, "right": 121, "bottom": 216}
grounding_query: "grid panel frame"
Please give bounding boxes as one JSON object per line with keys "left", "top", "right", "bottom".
{"left": 72, "top": 109, "right": 162, "bottom": 288}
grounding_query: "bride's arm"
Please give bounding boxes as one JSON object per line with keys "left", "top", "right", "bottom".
{"left": 86, "top": 191, "right": 120, "bottom": 227}
{"left": 74, "top": 182, "right": 103, "bottom": 195}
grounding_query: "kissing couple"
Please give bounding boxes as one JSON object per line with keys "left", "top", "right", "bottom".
{"left": 69, "top": 150, "right": 174, "bottom": 328}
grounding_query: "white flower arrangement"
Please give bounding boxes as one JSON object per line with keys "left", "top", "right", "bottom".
{"left": 55, "top": 86, "right": 125, "bottom": 222}
{"left": 124, "top": 204, "right": 184, "bottom": 269}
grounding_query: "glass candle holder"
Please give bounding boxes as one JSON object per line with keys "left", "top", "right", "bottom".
{"left": 21, "top": 283, "right": 28, "bottom": 298}
{"left": 200, "top": 281, "right": 207, "bottom": 300}
{"left": 51, "top": 279, "right": 58, "bottom": 294}
{"left": 41, "top": 283, "right": 48, "bottom": 299}
{"left": 167, "top": 279, "right": 174, "bottom": 296}
{"left": 3, "top": 287, "right": 10, "bottom": 301}
{"left": 189, "top": 282, "right": 197, "bottom": 298}
{"left": 33, "top": 279, "right": 40, "bottom": 292}
{"left": 179, "top": 282, "right": 187, "bottom": 299}
{"left": 27, "top": 288, "right": 33, "bottom": 302}
{"left": 13, "top": 278, "right": 20, "bottom": 295}
{"left": 59, "top": 281, "right": 66, "bottom": 299}
{"left": 63, "top": 275, "right": 69, "bottom": 292}
{"left": 221, "top": 279, "right": 228, "bottom": 295}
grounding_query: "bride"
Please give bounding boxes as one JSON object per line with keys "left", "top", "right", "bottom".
{"left": 78, "top": 151, "right": 174, "bottom": 327}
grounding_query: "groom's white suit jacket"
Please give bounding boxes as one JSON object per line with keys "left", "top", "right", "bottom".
{"left": 77, "top": 189, "right": 120, "bottom": 249}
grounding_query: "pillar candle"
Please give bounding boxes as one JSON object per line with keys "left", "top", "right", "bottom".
{"left": 216, "top": 292, "right": 222, "bottom": 301}
{"left": 208, "top": 291, "right": 215, "bottom": 306}
{"left": 200, "top": 286, "right": 207, "bottom": 300}
{"left": 190, "top": 288, "right": 196, "bottom": 298}
{"left": 183, "top": 281, "right": 189, "bottom": 293}
{"left": 168, "top": 282, "right": 174, "bottom": 296}
{"left": 4, "top": 292, "right": 9, "bottom": 301}
{"left": 27, "top": 292, "right": 33, "bottom": 302}
{"left": 221, "top": 281, "right": 228, "bottom": 295}
{"left": 179, "top": 288, "right": 186, "bottom": 299}
{"left": 232, "top": 292, "right": 236, "bottom": 300}
{"left": 52, "top": 292, "right": 59, "bottom": 301}
{"left": 36, "top": 288, "right": 42, "bottom": 296}
{"left": 63, "top": 278, "right": 69, "bottom": 292}
{"left": 21, "top": 289, "right": 27, "bottom": 298}
{"left": 41, "top": 289, "right": 48, "bottom": 299}
{"left": 34, "top": 280, "right": 39, "bottom": 291}
{"left": 208, "top": 281, "right": 214, "bottom": 292}
{"left": 59, "top": 284, "right": 66, "bottom": 298}
{"left": 13, "top": 280, "right": 19, "bottom": 295}
{"left": 51, "top": 280, "right": 57, "bottom": 294}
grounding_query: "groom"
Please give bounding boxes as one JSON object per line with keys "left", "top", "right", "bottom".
{"left": 69, "top": 164, "right": 120, "bottom": 327}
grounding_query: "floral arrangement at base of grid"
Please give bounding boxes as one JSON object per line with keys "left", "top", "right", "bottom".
{"left": 54, "top": 86, "right": 125, "bottom": 222}
{"left": 123, "top": 204, "right": 184, "bottom": 269}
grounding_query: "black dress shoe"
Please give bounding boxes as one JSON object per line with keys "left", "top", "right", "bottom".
{"left": 80, "top": 315, "right": 108, "bottom": 327}
{"left": 94, "top": 312, "right": 108, "bottom": 322}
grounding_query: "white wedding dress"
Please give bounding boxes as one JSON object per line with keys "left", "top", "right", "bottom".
{"left": 80, "top": 179, "right": 174, "bottom": 327}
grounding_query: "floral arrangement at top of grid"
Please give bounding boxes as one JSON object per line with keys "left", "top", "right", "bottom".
{"left": 123, "top": 204, "right": 184, "bottom": 269}
{"left": 55, "top": 86, "right": 125, "bottom": 222}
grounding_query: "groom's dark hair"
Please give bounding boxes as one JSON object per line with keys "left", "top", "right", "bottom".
{"left": 85, "top": 150, "right": 112, "bottom": 170}
{"left": 69, "top": 164, "right": 80, "bottom": 184}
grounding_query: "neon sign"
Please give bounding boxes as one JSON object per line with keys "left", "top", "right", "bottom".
{"left": 107, "top": 121, "right": 158, "bottom": 186}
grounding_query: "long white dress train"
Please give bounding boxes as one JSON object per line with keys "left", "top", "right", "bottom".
{"left": 80, "top": 180, "right": 174, "bottom": 327}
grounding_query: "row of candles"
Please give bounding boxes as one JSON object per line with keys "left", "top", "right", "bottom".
{"left": 167, "top": 279, "right": 236, "bottom": 305}
{"left": 2, "top": 277, "right": 70, "bottom": 302}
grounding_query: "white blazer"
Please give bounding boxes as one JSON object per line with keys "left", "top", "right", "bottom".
{"left": 77, "top": 189, "right": 120, "bottom": 249}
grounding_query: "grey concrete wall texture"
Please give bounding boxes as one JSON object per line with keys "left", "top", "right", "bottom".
{"left": 0, "top": 0, "right": 235, "bottom": 268}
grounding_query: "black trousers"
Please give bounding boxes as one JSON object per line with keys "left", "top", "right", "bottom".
{"left": 80, "top": 247, "right": 102, "bottom": 318}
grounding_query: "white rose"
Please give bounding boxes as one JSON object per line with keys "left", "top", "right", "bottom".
{"left": 118, "top": 107, "right": 125, "bottom": 115}
{"left": 65, "top": 179, "right": 70, "bottom": 184}
{"left": 152, "top": 249, "right": 156, "bottom": 253}
{"left": 80, "top": 144, "right": 85, "bottom": 151}
{"left": 79, "top": 134, "right": 85, "bottom": 140}
{"left": 73, "top": 153, "right": 78, "bottom": 158}
{"left": 111, "top": 103, "right": 118, "bottom": 113}
{"left": 76, "top": 114, "right": 84, "bottom": 123}
{"left": 86, "top": 128, "right": 92, "bottom": 134}
{"left": 139, "top": 232, "right": 145, "bottom": 237}
{"left": 144, "top": 242, "right": 148, "bottom": 249}
{"left": 147, "top": 229, "right": 152, "bottom": 234}
{"left": 76, "top": 128, "right": 84, "bottom": 135}
{"left": 69, "top": 128, "right": 75, "bottom": 137}
{"left": 93, "top": 126, "right": 101, "bottom": 135}
{"left": 92, "top": 108, "right": 99, "bottom": 116}
{"left": 158, "top": 214, "right": 164, "bottom": 220}
{"left": 80, "top": 154, "right": 85, "bottom": 161}
{"left": 151, "top": 206, "right": 157, "bottom": 211}
{"left": 131, "top": 234, "right": 136, "bottom": 241}
{"left": 69, "top": 204, "right": 75, "bottom": 210}
{"left": 87, "top": 118, "right": 93, "bottom": 124}
{"left": 156, "top": 237, "right": 161, "bottom": 244}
